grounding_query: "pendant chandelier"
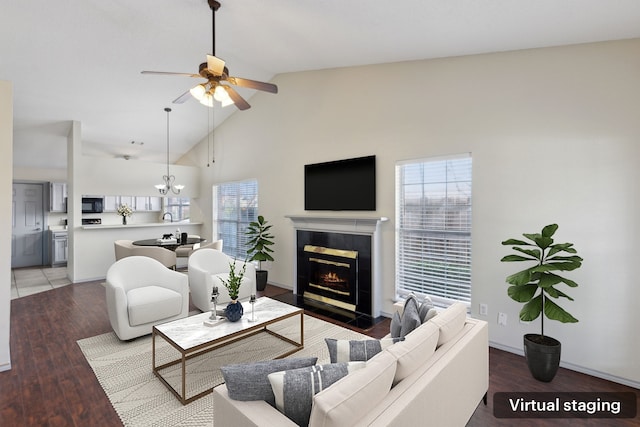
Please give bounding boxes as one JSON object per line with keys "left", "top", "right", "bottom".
{"left": 155, "top": 107, "right": 184, "bottom": 195}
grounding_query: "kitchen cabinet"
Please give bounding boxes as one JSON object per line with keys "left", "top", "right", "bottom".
{"left": 104, "top": 196, "right": 161, "bottom": 212}
{"left": 103, "top": 196, "right": 119, "bottom": 212}
{"left": 51, "top": 230, "right": 68, "bottom": 266}
{"left": 120, "top": 196, "right": 134, "bottom": 209}
{"left": 49, "top": 182, "right": 67, "bottom": 212}
{"left": 134, "top": 196, "right": 162, "bottom": 211}
{"left": 149, "top": 196, "right": 162, "bottom": 211}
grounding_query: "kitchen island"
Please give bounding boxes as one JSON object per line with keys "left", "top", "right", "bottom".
{"left": 71, "top": 222, "right": 203, "bottom": 282}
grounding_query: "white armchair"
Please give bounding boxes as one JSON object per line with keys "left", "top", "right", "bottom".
{"left": 189, "top": 239, "right": 223, "bottom": 256}
{"left": 106, "top": 256, "right": 189, "bottom": 340}
{"left": 188, "top": 248, "right": 256, "bottom": 313}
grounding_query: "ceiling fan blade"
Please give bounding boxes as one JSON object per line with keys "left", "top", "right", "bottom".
{"left": 223, "top": 86, "right": 251, "bottom": 110}
{"left": 141, "top": 71, "right": 201, "bottom": 78}
{"left": 207, "top": 55, "right": 226, "bottom": 76}
{"left": 227, "top": 76, "right": 278, "bottom": 94}
{"left": 173, "top": 89, "right": 192, "bottom": 104}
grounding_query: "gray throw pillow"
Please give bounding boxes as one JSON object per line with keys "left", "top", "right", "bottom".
{"left": 390, "top": 311, "right": 402, "bottom": 338}
{"left": 400, "top": 294, "right": 421, "bottom": 338}
{"left": 268, "top": 362, "right": 365, "bottom": 426}
{"left": 220, "top": 357, "right": 318, "bottom": 405}
{"left": 325, "top": 337, "right": 402, "bottom": 363}
{"left": 418, "top": 296, "right": 437, "bottom": 323}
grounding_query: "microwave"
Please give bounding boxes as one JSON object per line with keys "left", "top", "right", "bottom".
{"left": 82, "top": 197, "right": 104, "bottom": 213}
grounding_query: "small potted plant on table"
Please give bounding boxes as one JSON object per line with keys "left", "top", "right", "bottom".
{"left": 501, "top": 223, "right": 582, "bottom": 382}
{"left": 219, "top": 261, "right": 247, "bottom": 322}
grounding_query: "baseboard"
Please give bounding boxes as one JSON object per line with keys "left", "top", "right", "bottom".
{"left": 489, "top": 340, "right": 640, "bottom": 389}
{"left": 266, "top": 281, "right": 292, "bottom": 291}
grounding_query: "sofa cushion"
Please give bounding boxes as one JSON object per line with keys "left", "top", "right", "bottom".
{"left": 268, "top": 362, "right": 365, "bottom": 426}
{"left": 220, "top": 357, "right": 318, "bottom": 406}
{"left": 429, "top": 302, "right": 468, "bottom": 346}
{"left": 308, "top": 350, "right": 397, "bottom": 427}
{"left": 126, "top": 286, "right": 182, "bottom": 326}
{"left": 386, "top": 320, "right": 439, "bottom": 385}
{"left": 325, "top": 337, "right": 401, "bottom": 363}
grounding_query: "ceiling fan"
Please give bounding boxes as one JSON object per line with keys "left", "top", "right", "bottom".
{"left": 141, "top": 0, "right": 277, "bottom": 110}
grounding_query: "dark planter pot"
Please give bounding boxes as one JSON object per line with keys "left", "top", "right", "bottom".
{"left": 256, "top": 270, "right": 268, "bottom": 291}
{"left": 225, "top": 300, "right": 244, "bottom": 322}
{"left": 523, "top": 334, "right": 561, "bottom": 382}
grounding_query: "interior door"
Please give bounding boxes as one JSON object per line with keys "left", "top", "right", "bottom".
{"left": 12, "top": 183, "right": 44, "bottom": 268}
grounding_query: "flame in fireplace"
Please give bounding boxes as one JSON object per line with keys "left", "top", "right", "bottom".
{"left": 321, "top": 271, "right": 345, "bottom": 284}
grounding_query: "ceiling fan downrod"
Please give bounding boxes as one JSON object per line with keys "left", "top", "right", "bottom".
{"left": 208, "top": 0, "right": 221, "bottom": 57}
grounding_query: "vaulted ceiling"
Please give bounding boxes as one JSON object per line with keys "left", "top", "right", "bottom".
{"left": 3, "top": 0, "right": 640, "bottom": 169}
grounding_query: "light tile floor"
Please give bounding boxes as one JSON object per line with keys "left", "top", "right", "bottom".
{"left": 11, "top": 266, "right": 71, "bottom": 300}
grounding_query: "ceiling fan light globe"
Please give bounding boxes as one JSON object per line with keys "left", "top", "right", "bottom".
{"left": 213, "top": 85, "right": 228, "bottom": 102}
{"left": 190, "top": 84, "right": 207, "bottom": 100}
{"left": 221, "top": 97, "right": 234, "bottom": 107}
{"left": 200, "top": 93, "right": 215, "bottom": 107}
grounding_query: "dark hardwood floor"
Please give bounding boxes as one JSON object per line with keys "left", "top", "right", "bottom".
{"left": 1, "top": 281, "right": 637, "bottom": 426}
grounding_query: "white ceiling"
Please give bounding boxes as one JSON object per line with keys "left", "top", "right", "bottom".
{"left": 3, "top": 0, "right": 640, "bottom": 169}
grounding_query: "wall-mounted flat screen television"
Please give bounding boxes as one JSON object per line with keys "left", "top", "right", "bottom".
{"left": 304, "top": 155, "right": 376, "bottom": 211}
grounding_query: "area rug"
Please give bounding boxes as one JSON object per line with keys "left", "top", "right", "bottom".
{"left": 77, "top": 314, "right": 369, "bottom": 427}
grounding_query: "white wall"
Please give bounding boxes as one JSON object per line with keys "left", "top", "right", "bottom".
{"left": 13, "top": 167, "right": 66, "bottom": 182}
{"left": 182, "top": 39, "right": 640, "bottom": 386}
{"left": 1, "top": 81, "right": 13, "bottom": 371}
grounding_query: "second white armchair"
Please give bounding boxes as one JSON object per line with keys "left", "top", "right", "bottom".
{"left": 188, "top": 248, "right": 256, "bottom": 313}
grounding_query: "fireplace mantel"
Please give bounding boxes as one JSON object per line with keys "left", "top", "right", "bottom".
{"left": 286, "top": 215, "right": 388, "bottom": 234}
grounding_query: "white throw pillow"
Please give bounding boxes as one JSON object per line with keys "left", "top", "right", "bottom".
{"left": 268, "top": 362, "right": 365, "bottom": 426}
{"left": 308, "top": 351, "right": 397, "bottom": 427}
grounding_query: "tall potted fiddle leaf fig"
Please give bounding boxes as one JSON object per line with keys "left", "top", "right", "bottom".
{"left": 246, "top": 215, "right": 275, "bottom": 291}
{"left": 501, "top": 224, "right": 582, "bottom": 382}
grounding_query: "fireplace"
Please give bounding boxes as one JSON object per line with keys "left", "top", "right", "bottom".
{"left": 296, "top": 230, "right": 373, "bottom": 316}
{"left": 303, "top": 245, "right": 358, "bottom": 312}
{"left": 288, "top": 215, "right": 388, "bottom": 319}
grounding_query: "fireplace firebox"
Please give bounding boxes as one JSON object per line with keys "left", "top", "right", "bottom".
{"left": 296, "top": 230, "right": 372, "bottom": 316}
{"left": 304, "top": 245, "right": 358, "bottom": 311}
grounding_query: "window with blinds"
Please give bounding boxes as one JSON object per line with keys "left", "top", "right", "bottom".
{"left": 164, "top": 197, "right": 190, "bottom": 221}
{"left": 212, "top": 179, "right": 258, "bottom": 260}
{"left": 395, "top": 154, "right": 472, "bottom": 307}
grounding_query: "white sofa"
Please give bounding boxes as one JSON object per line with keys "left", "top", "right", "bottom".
{"left": 188, "top": 248, "right": 256, "bottom": 312}
{"left": 213, "top": 302, "right": 489, "bottom": 426}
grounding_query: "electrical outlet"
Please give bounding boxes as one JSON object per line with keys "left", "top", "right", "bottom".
{"left": 498, "top": 312, "right": 507, "bottom": 326}
{"left": 479, "top": 304, "right": 488, "bottom": 316}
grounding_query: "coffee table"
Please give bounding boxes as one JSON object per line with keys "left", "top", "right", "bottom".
{"left": 152, "top": 297, "right": 304, "bottom": 405}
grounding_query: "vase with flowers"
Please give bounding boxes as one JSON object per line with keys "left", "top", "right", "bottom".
{"left": 117, "top": 204, "right": 133, "bottom": 225}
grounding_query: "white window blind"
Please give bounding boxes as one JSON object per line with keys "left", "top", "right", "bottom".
{"left": 212, "top": 180, "right": 258, "bottom": 260}
{"left": 395, "top": 154, "right": 472, "bottom": 306}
